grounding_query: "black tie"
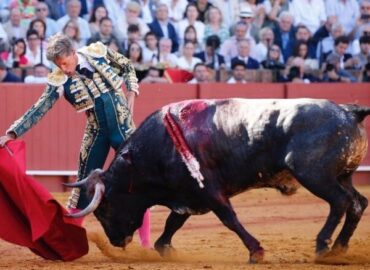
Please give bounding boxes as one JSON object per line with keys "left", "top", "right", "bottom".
{"left": 76, "top": 64, "right": 94, "bottom": 79}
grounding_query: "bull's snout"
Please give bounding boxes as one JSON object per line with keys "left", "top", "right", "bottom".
{"left": 111, "top": 236, "right": 133, "bottom": 249}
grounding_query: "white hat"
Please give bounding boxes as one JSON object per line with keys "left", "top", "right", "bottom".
{"left": 239, "top": 6, "right": 254, "bottom": 18}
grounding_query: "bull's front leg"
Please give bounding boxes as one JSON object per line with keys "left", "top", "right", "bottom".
{"left": 155, "top": 211, "right": 190, "bottom": 257}
{"left": 208, "top": 194, "right": 264, "bottom": 263}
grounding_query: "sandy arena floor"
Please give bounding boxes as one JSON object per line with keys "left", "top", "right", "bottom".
{"left": 0, "top": 186, "right": 369, "bottom": 270}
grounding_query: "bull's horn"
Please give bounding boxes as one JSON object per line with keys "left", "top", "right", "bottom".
{"left": 63, "top": 177, "right": 89, "bottom": 188}
{"left": 65, "top": 182, "right": 105, "bottom": 218}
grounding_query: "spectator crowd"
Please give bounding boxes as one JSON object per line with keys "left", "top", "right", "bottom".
{"left": 0, "top": 0, "right": 369, "bottom": 83}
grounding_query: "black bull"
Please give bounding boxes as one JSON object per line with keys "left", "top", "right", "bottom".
{"left": 67, "top": 98, "right": 370, "bottom": 263}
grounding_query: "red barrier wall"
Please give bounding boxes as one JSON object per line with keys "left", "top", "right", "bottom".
{"left": 1, "top": 83, "right": 370, "bottom": 190}
{"left": 133, "top": 83, "right": 197, "bottom": 124}
{"left": 0, "top": 84, "right": 85, "bottom": 171}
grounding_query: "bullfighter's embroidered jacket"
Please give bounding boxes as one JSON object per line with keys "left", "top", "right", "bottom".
{"left": 7, "top": 42, "right": 139, "bottom": 137}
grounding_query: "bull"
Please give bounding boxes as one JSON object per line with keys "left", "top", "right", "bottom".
{"left": 66, "top": 98, "right": 369, "bottom": 263}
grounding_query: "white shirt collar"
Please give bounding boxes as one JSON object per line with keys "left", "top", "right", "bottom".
{"left": 77, "top": 52, "right": 94, "bottom": 71}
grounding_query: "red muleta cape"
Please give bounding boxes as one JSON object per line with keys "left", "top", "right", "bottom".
{"left": 0, "top": 141, "right": 88, "bottom": 261}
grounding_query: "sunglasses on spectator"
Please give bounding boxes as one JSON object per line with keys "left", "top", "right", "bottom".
{"left": 36, "top": 8, "right": 47, "bottom": 11}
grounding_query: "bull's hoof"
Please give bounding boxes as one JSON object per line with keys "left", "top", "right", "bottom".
{"left": 315, "top": 246, "right": 330, "bottom": 258}
{"left": 329, "top": 244, "right": 348, "bottom": 256}
{"left": 314, "top": 247, "right": 331, "bottom": 263}
{"left": 249, "top": 248, "right": 264, "bottom": 264}
{"left": 155, "top": 244, "right": 177, "bottom": 259}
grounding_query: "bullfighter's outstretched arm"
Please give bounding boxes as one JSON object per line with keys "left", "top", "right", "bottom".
{"left": 6, "top": 84, "right": 60, "bottom": 138}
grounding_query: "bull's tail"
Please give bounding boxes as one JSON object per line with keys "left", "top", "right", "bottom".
{"left": 342, "top": 104, "right": 370, "bottom": 122}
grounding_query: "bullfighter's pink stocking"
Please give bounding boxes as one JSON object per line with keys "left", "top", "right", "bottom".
{"left": 138, "top": 209, "right": 151, "bottom": 248}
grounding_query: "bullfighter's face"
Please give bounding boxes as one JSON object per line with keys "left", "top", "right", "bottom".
{"left": 94, "top": 192, "right": 147, "bottom": 248}
{"left": 54, "top": 50, "right": 78, "bottom": 77}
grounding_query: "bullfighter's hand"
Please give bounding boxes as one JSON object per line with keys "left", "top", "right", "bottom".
{"left": 0, "top": 133, "right": 16, "bottom": 147}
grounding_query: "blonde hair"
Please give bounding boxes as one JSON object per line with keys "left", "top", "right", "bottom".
{"left": 46, "top": 33, "right": 74, "bottom": 62}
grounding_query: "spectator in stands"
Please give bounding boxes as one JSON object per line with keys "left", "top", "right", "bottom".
{"left": 1, "top": 38, "right": 29, "bottom": 68}
{"left": 142, "top": 32, "right": 159, "bottom": 65}
{"left": 9, "top": 0, "right": 38, "bottom": 28}
{"left": 28, "top": 18, "right": 47, "bottom": 41}
{"left": 240, "top": 0, "right": 266, "bottom": 29}
{"left": 325, "top": 0, "right": 359, "bottom": 36}
{"left": 188, "top": 62, "right": 211, "bottom": 83}
{"left": 0, "top": 58, "right": 22, "bottom": 82}
{"left": 295, "top": 25, "right": 317, "bottom": 59}
{"left": 227, "top": 60, "right": 247, "bottom": 83}
{"left": 316, "top": 22, "right": 345, "bottom": 65}
{"left": 359, "top": 62, "right": 370, "bottom": 82}
{"left": 102, "top": 0, "right": 126, "bottom": 26}
{"left": 281, "top": 56, "right": 319, "bottom": 83}
{"left": 195, "top": 35, "right": 225, "bottom": 70}
{"left": 87, "top": 17, "right": 123, "bottom": 52}
{"left": 44, "top": 0, "right": 67, "bottom": 20}
{"left": 106, "top": 38, "right": 125, "bottom": 54}
{"left": 3, "top": 8, "right": 27, "bottom": 44}
{"left": 25, "top": 29, "right": 51, "bottom": 68}
{"left": 34, "top": 2, "right": 58, "bottom": 39}
{"left": 261, "top": 44, "right": 285, "bottom": 70}
{"left": 62, "top": 19, "right": 83, "bottom": 49}
{"left": 140, "top": 66, "right": 168, "bottom": 83}
{"left": 88, "top": 5, "right": 108, "bottom": 37}
{"left": 325, "top": 35, "right": 355, "bottom": 69}
{"left": 220, "top": 22, "right": 249, "bottom": 65}
{"left": 237, "top": 6, "right": 259, "bottom": 43}
{"left": 125, "top": 24, "right": 146, "bottom": 50}
{"left": 177, "top": 3, "right": 205, "bottom": 46}
{"left": 322, "top": 54, "right": 356, "bottom": 82}
{"left": 203, "top": 6, "right": 230, "bottom": 44}
{"left": 126, "top": 41, "right": 147, "bottom": 80}
{"left": 160, "top": 0, "right": 188, "bottom": 24}
{"left": 289, "top": 0, "right": 327, "bottom": 35}
{"left": 57, "top": 0, "right": 91, "bottom": 45}
{"left": 182, "top": 25, "right": 203, "bottom": 53}
{"left": 211, "top": 0, "right": 239, "bottom": 30}
{"left": 148, "top": 3, "right": 179, "bottom": 53}
{"left": 157, "top": 37, "right": 178, "bottom": 68}
{"left": 193, "top": 0, "right": 213, "bottom": 23}
{"left": 352, "top": 35, "right": 370, "bottom": 70}
{"left": 115, "top": 1, "right": 150, "bottom": 45}
{"left": 354, "top": 0, "right": 370, "bottom": 39}
{"left": 126, "top": 42, "right": 145, "bottom": 69}
{"left": 288, "top": 40, "right": 319, "bottom": 72}
{"left": 0, "top": 24, "right": 9, "bottom": 52}
{"left": 251, "top": 26, "right": 275, "bottom": 62}
{"left": 312, "top": 15, "right": 337, "bottom": 46}
{"left": 0, "top": 0, "right": 12, "bottom": 23}
{"left": 24, "top": 63, "right": 49, "bottom": 83}
{"left": 273, "top": 11, "right": 296, "bottom": 63}
{"left": 263, "top": 0, "right": 291, "bottom": 28}
{"left": 136, "top": 0, "right": 156, "bottom": 24}
{"left": 231, "top": 39, "right": 260, "bottom": 70}
{"left": 176, "top": 41, "right": 203, "bottom": 71}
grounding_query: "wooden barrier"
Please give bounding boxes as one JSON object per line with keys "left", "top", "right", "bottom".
{"left": 133, "top": 83, "right": 198, "bottom": 124}
{"left": 1, "top": 83, "right": 370, "bottom": 190}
